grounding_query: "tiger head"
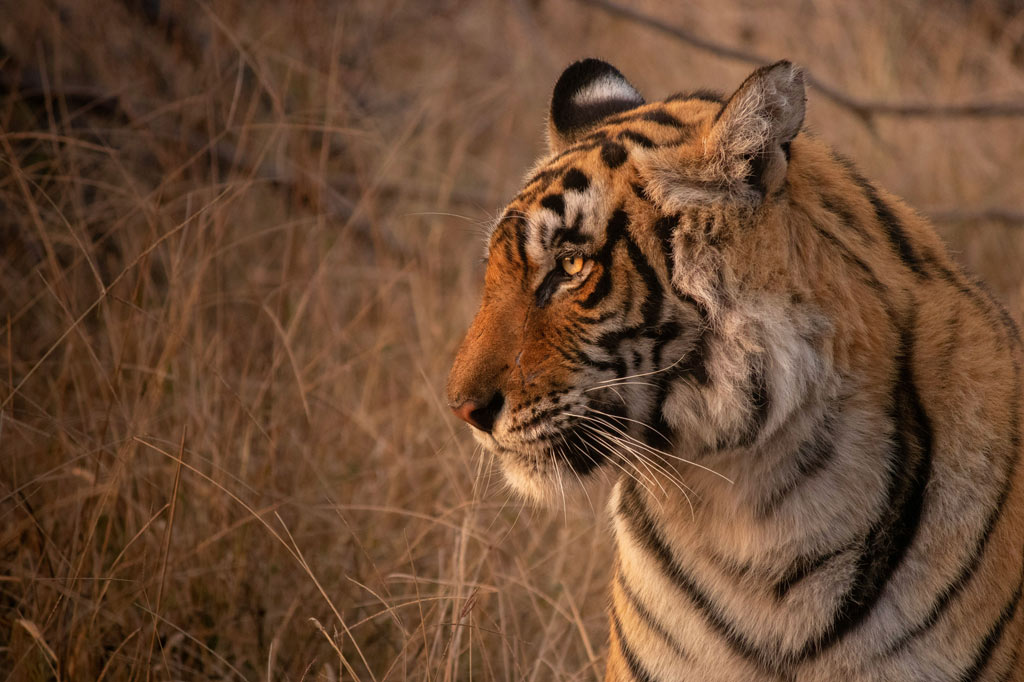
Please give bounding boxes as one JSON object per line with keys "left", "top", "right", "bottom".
{"left": 447, "top": 59, "right": 829, "bottom": 503}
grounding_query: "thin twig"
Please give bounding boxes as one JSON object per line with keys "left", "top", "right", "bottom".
{"left": 577, "top": 0, "right": 1024, "bottom": 119}
{"left": 927, "top": 208, "right": 1024, "bottom": 225}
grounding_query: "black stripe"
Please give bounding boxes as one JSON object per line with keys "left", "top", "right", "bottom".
{"left": 676, "top": 328, "right": 710, "bottom": 386}
{"left": 500, "top": 233, "right": 516, "bottom": 265}
{"left": 617, "top": 572, "right": 692, "bottom": 662}
{"left": 773, "top": 545, "right": 848, "bottom": 600}
{"left": 649, "top": 320, "right": 681, "bottom": 364}
{"left": 577, "top": 348, "right": 626, "bottom": 375}
{"left": 547, "top": 209, "right": 585, "bottom": 249}
{"left": 581, "top": 266, "right": 613, "bottom": 309}
{"left": 820, "top": 194, "right": 871, "bottom": 244}
{"left": 577, "top": 310, "right": 617, "bottom": 325}
{"left": 535, "top": 268, "right": 567, "bottom": 308}
{"left": 798, "top": 320, "right": 934, "bottom": 660}
{"left": 861, "top": 181, "right": 928, "bottom": 277}
{"left": 652, "top": 215, "right": 677, "bottom": 285}
{"left": 580, "top": 209, "right": 628, "bottom": 309}
{"left": 563, "top": 167, "right": 590, "bottom": 192}
{"left": 732, "top": 359, "right": 770, "bottom": 448}
{"left": 993, "top": 638, "right": 1023, "bottom": 682}
{"left": 540, "top": 193, "right": 565, "bottom": 217}
{"left": 551, "top": 342, "right": 583, "bottom": 366}
{"left": 666, "top": 89, "right": 724, "bottom": 104}
{"left": 610, "top": 610, "right": 659, "bottom": 682}
{"left": 510, "top": 216, "right": 530, "bottom": 280}
{"left": 617, "top": 478, "right": 776, "bottom": 670}
{"left": 491, "top": 217, "right": 522, "bottom": 267}
{"left": 596, "top": 325, "right": 646, "bottom": 354}
{"left": 604, "top": 108, "right": 687, "bottom": 129}
{"left": 529, "top": 135, "right": 607, "bottom": 181}
{"left": 601, "top": 208, "right": 629, "bottom": 254}
{"left": 624, "top": 235, "right": 663, "bottom": 323}
{"left": 675, "top": 291, "right": 711, "bottom": 325}
{"left": 550, "top": 226, "right": 588, "bottom": 248}
{"left": 811, "top": 223, "right": 886, "bottom": 293}
{"left": 955, "top": 568, "right": 1024, "bottom": 682}
{"left": 588, "top": 232, "right": 667, "bottom": 387}
{"left": 698, "top": 211, "right": 721, "bottom": 246}
{"left": 601, "top": 141, "right": 629, "bottom": 168}
{"left": 884, "top": 353, "right": 1023, "bottom": 655}
{"left": 561, "top": 98, "right": 642, "bottom": 134}
{"left": 639, "top": 109, "right": 686, "bottom": 128}
{"left": 756, "top": 414, "right": 838, "bottom": 518}
{"left": 883, "top": 482, "right": 1011, "bottom": 655}
{"left": 522, "top": 164, "right": 567, "bottom": 191}
{"left": 835, "top": 159, "right": 930, "bottom": 278}
{"left": 619, "top": 130, "right": 657, "bottom": 148}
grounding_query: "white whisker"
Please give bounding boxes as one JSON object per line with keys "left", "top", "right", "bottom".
{"left": 558, "top": 433, "right": 596, "bottom": 515}
{"left": 578, "top": 422, "right": 670, "bottom": 497}
{"left": 584, "top": 380, "right": 660, "bottom": 392}
{"left": 592, "top": 351, "right": 694, "bottom": 385}
{"left": 587, "top": 407, "right": 673, "bottom": 445}
{"left": 575, "top": 411, "right": 733, "bottom": 485}
{"left": 575, "top": 422, "right": 694, "bottom": 516}
{"left": 571, "top": 422, "right": 660, "bottom": 497}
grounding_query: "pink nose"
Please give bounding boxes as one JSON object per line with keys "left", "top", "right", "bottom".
{"left": 450, "top": 393, "right": 503, "bottom": 433}
{"left": 452, "top": 400, "right": 484, "bottom": 427}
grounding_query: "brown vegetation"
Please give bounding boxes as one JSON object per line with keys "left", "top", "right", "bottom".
{"left": 1, "top": 1, "right": 1023, "bottom": 679}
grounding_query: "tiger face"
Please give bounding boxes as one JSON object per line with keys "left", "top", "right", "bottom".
{"left": 447, "top": 60, "right": 808, "bottom": 503}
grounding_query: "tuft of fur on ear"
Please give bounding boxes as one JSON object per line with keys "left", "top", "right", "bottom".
{"left": 548, "top": 59, "right": 644, "bottom": 153}
{"left": 640, "top": 61, "right": 805, "bottom": 210}
{"left": 706, "top": 60, "right": 805, "bottom": 198}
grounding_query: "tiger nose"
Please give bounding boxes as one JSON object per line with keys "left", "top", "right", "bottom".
{"left": 450, "top": 392, "right": 505, "bottom": 433}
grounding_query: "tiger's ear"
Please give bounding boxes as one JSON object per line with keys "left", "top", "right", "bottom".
{"left": 705, "top": 60, "right": 805, "bottom": 198}
{"left": 548, "top": 59, "right": 644, "bottom": 153}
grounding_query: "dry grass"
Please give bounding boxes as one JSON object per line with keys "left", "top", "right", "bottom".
{"left": 1, "top": 1, "right": 1023, "bottom": 680}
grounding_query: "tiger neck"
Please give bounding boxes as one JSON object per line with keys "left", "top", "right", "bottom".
{"left": 616, "top": 385, "right": 894, "bottom": 576}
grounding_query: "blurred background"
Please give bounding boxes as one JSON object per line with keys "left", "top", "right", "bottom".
{"left": 1, "top": 1, "right": 1023, "bottom": 680}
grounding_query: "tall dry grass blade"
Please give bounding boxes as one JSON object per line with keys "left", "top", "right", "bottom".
{"left": 15, "top": 619, "right": 59, "bottom": 679}
{"left": 1, "top": 183, "right": 237, "bottom": 411}
{"left": 274, "top": 513, "right": 379, "bottom": 682}
{"left": 145, "top": 428, "right": 185, "bottom": 680}
{"left": 310, "top": 618, "right": 363, "bottom": 682}
{"left": 133, "top": 603, "right": 250, "bottom": 681}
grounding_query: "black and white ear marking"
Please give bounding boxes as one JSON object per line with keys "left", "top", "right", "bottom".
{"left": 548, "top": 59, "right": 644, "bottom": 153}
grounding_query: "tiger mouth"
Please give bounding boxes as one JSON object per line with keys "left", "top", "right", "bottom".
{"left": 484, "top": 424, "right": 618, "bottom": 477}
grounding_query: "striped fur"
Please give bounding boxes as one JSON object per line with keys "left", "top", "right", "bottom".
{"left": 446, "top": 59, "right": 1024, "bottom": 681}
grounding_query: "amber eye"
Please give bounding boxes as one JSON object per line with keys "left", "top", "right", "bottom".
{"left": 561, "top": 255, "right": 585, "bottom": 276}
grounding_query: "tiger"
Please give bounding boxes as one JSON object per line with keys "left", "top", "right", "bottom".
{"left": 446, "top": 58, "right": 1024, "bottom": 681}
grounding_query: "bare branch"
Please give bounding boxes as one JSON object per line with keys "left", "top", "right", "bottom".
{"left": 577, "top": 0, "right": 1024, "bottom": 119}
{"left": 4, "top": 46, "right": 1023, "bottom": 227}
{"left": 927, "top": 208, "right": 1024, "bottom": 225}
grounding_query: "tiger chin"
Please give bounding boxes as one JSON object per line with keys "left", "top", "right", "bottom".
{"left": 448, "top": 58, "right": 1024, "bottom": 681}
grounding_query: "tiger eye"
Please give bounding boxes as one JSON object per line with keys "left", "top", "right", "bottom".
{"left": 561, "top": 255, "right": 585, "bottom": 275}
